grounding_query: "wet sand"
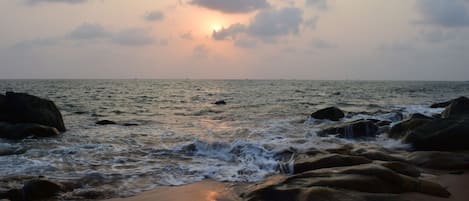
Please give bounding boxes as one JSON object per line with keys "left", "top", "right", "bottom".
{"left": 105, "top": 180, "right": 242, "bottom": 201}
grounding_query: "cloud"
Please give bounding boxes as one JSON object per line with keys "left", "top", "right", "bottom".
{"left": 416, "top": 0, "right": 469, "bottom": 27}
{"left": 145, "top": 10, "right": 165, "bottom": 22}
{"left": 189, "top": 0, "right": 270, "bottom": 13}
{"left": 304, "top": 16, "right": 319, "bottom": 29}
{"left": 25, "top": 0, "right": 86, "bottom": 5}
{"left": 311, "top": 39, "right": 337, "bottom": 49}
{"left": 234, "top": 39, "right": 257, "bottom": 48}
{"left": 11, "top": 38, "right": 59, "bottom": 49}
{"left": 112, "top": 28, "right": 154, "bottom": 46}
{"left": 212, "top": 23, "right": 247, "bottom": 40}
{"left": 305, "top": 0, "right": 328, "bottom": 10}
{"left": 212, "top": 7, "right": 303, "bottom": 41}
{"left": 180, "top": 31, "right": 194, "bottom": 40}
{"left": 65, "top": 23, "right": 155, "bottom": 46}
{"left": 66, "top": 23, "right": 110, "bottom": 40}
{"left": 193, "top": 44, "right": 209, "bottom": 58}
{"left": 247, "top": 7, "right": 303, "bottom": 38}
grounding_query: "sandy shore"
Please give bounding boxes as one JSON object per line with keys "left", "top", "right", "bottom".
{"left": 104, "top": 172, "right": 469, "bottom": 201}
{"left": 105, "top": 180, "right": 242, "bottom": 201}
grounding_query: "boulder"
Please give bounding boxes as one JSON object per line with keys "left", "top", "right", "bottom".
{"left": 407, "top": 151, "right": 469, "bottom": 170}
{"left": 243, "top": 164, "right": 449, "bottom": 201}
{"left": 0, "top": 122, "right": 60, "bottom": 139}
{"left": 3, "top": 179, "right": 64, "bottom": 201}
{"left": 310, "top": 107, "right": 344, "bottom": 121}
{"left": 380, "top": 161, "right": 420, "bottom": 177}
{"left": 96, "top": 120, "right": 117, "bottom": 125}
{"left": 294, "top": 154, "right": 372, "bottom": 174}
{"left": 403, "top": 117, "right": 469, "bottom": 151}
{"left": 441, "top": 96, "right": 469, "bottom": 118}
{"left": 388, "top": 114, "right": 433, "bottom": 139}
{"left": 0, "top": 92, "right": 65, "bottom": 132}
{"left": 318, "top": 120, "right": 379, "bottom": 139}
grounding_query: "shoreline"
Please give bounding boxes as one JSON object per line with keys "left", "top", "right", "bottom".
{"left": 103, "top": 172, "right": 469, "bottom": 201}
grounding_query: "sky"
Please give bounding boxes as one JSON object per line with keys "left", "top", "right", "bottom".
{"left": 0, "top": 0, "right": 469, "bottom": 80}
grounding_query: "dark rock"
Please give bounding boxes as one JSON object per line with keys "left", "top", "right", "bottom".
{"left": 123, "top": 123, "right": 139, "bottom": 126}
{"left": 3, "top": 179, "right": 64, "bottom": 201}
{"left": 0, "top": 122, "right": 60, "bottom": 139}
{"left": 441, "top": 96, "right": 469, "bottom": 118}
{"left": 213, "top": 100, "right": 226, "bottom": 105}
{"left": 380, "top": 161, "right": 420, "bottom": 177}
{"left": 407, "top": 151, "right": 469, "bottom": 170}
{"left": 294, "top": 154, "right": 372, "bottom": 174}
{"left": 310, "top": 107, "right": 345, "bottom": 121}
{"left": 403, "top": 117, "right": 469, "bottom": 151}
{"left": 96, "top": 120, "right": 116, "bottom": 125}
{"left": 244, "top": 164, "right": 449, "bottom": 201}
{"left": 431, "top": 96, "right": 469, "bottom": 109}
{"left": 318, "top": 120, "right": 379, "bottom": 139}
{"left": 351, "top": 149, "right": 405, "bottom": 162}
{"left": 388, "top": 114, "right": 433, "bottom": 139}
{"left": 2, "top": 92, "right": 66, "bottom": 132}
{"left": 376, "top": 120, "right": 392, "bottom": 127}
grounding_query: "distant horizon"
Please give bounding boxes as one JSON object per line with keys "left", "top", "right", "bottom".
{"left": 0, "top": 78, "right": 467, "bottom": 82}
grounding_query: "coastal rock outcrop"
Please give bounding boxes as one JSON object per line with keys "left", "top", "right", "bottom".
{"left": 407, "top": 151, "right": 469, "bottom": 170}
{"left": 96, "top": 120, "right": 117, "bottom": 125}
{"left": 441, "top": 96, "right": 469, "bottom": 118}
{"left": 403, "top": 117, "right": 469, "bottom": 151}
{"left": 294, "top": 154, "right": 372, "bottom": 174}
{"left": 0, "top": 92, "right": 66, "bottom": 132}
{"left": 0, "top": 122, "right": 60, "bottom": 139}
{"left": 243, "top": 164, "right": 449, "bottom": 201}
{"left": 310, "top": 107, "right": 344, "bottom": 121}
{"left": 388, "top": 113, "right": 433, "bottom": 139}
{"left": 318, "top": 120, "right": 379, "bottom": 139}
{"left": 1, "top": 179, "right": 64, "bottom": 201}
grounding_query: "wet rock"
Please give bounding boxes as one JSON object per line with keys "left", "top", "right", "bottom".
{"left": 3, "top": 179, "right": 64, "bottom": 201}
{"left": 351, "top": 149, "right": 405, "bottom": 162}
{"left": 318, "top": 120, "right": 379, "bottom": 139}
{"left": 243, "top": 186, "right": 404, "bottom": 201}
{"left": 0, "top": 122, "right": 60, "bottom": 139}
{"left": 388, "top": 114, "right": 433, "bottom": 139}
{"left": 96, "top": 120, "right": 116, "bottom": 125}
{"left": 123, "top": 123, "right": 139, "bottom": 126}
{"left": 294, "top": 154, "right": 372, "bottom": 174}
{"left": 0, "top": 92, "right": 66, "bottom": 132}
{"left": 310, "top": 107, "right": 345, "bottom": 121}
{"left": 407, "top": 151, "right": 469, "bottom": 170}
{"left": 244, "top": 164, "right": 449, "bottom": 201}
{"left": 213, "top": 100, "right": 226, "bottom": 105}
{"left": 403, "top": 117, "right": 469, "bottom": 151}
{"left": 380, "top": 161, "right": 420, "bottom": 177}
{"left": 441, "top": 96, "right": 469, "bottom": 118}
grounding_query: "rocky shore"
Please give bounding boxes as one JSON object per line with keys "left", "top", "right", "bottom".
{"left": 2, "top": 93, "right": 469, "bottom": 201}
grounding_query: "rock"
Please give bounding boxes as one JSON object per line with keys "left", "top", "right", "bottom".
{"left": 380, "top": 161, "right": 420, "bottom": 177}
{"left": 243, "top": 186, "right": 404, "bottom": 201}
{"left": 96, "top": 120, "right": 116, "bottom": 125}
{"left": 318, "top": 120, "right": 379, "bottom": 139}
{"left": 1, "top": 92, "right": 66, "bottom": 132}
{"left": 310, "top": 107, "right": 345, "bottom": 121}
{"left": 431, "top": 96, "right": 469, "bottom": 109}
{"left": 351, "top": 149, "right": 405, "bottom": 162}
{"left": 388, "top": 114, "right": 433, "bottom": 139}
{"left": 441, "top": 96, "right": 469, "bottom": 118}
{"left": 123, "top": 123, "right": 139, "bottom": 126}
{"left": 3, "top": 179, "right": 64, "bottom": 201}
{"left": 213, "top": 100, "right": 226, "bottom": 105}
{"left": 407, "top": 151, "right": 469, "bottom": 170}
{"left": 294, "top": 154, "right": 372, "bottom": 174}
{"left": 403, "top": 117, "right": 469, "bottom": 151}
{"left": 0, "top": 122, "right": 60, "bottom": 139}
{"left": 244, "top": 164, "right": 449, "bottom": 201}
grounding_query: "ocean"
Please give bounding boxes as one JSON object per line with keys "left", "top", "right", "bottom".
{"left": 1, "top": 80, "right": 468, "bottom": 198}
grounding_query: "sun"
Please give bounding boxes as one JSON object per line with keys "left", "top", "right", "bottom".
{"left": 212, "top": 24, "right": 222, "bottom": 32}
